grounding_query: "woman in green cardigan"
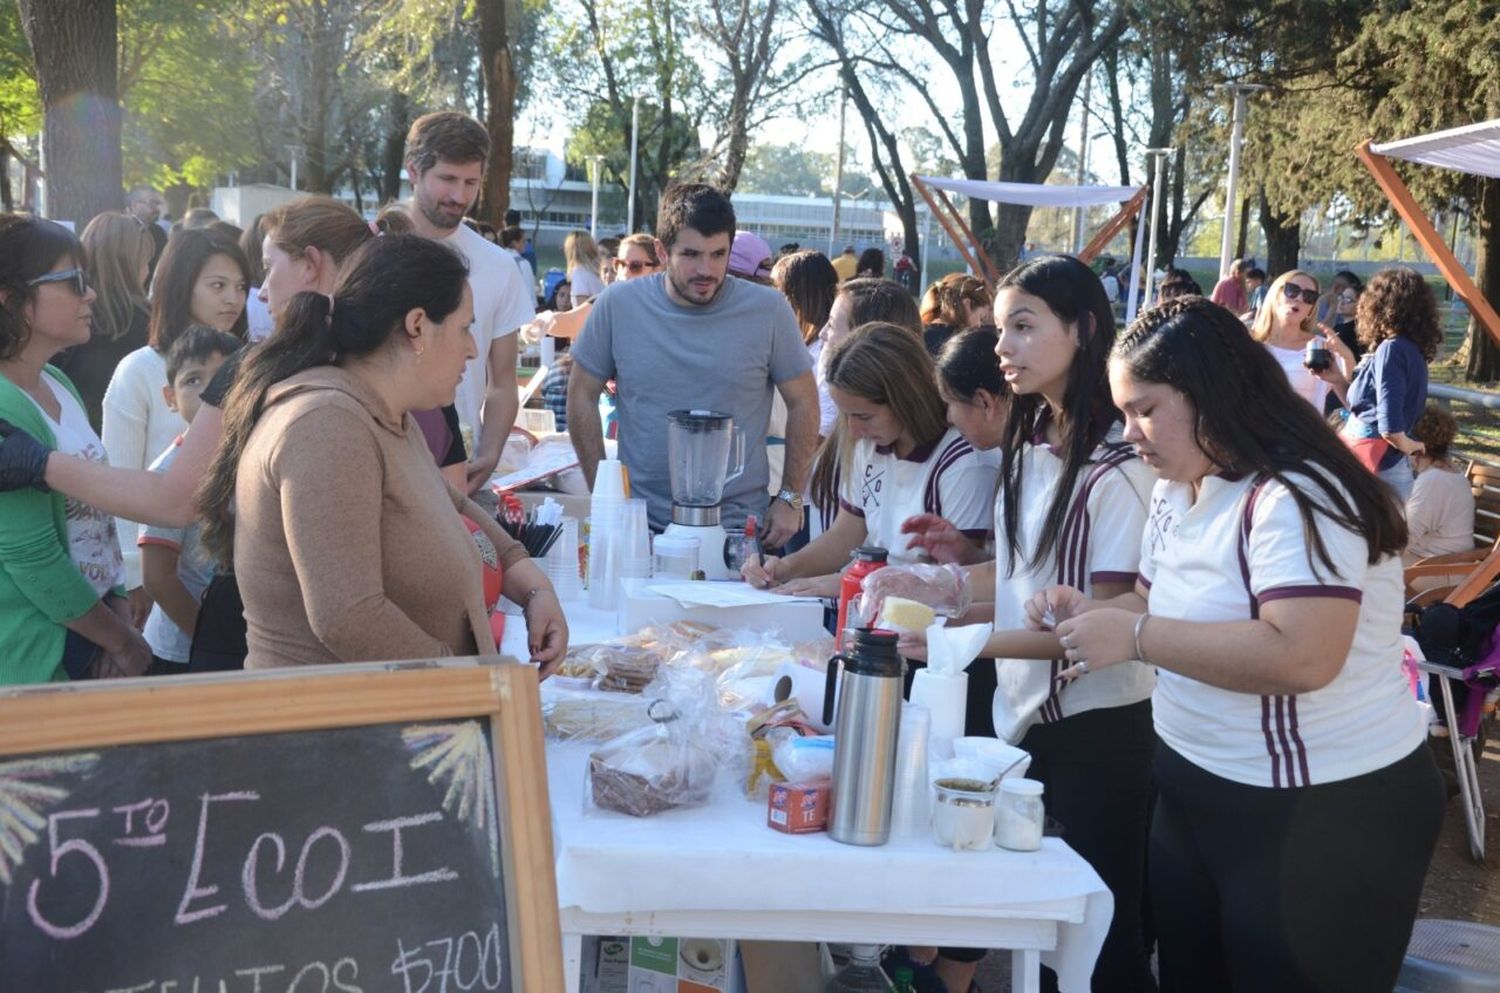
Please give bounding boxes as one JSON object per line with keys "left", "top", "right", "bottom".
{"left": 0, "top": 214, "right": 150, "bottom": 683}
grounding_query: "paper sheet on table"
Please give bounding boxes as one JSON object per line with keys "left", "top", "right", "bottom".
{"left": 642, "top": 582, "right": 822, "bottom": 608}
{"left": 489, "top": 440, "right": 580, "bottom": 492}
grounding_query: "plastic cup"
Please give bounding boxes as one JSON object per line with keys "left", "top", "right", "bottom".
{"left": 593, "top": 459, "right": 627, "bottom": 501}
{"left": 587, "top": 502, "right": 624, "bottom": 610}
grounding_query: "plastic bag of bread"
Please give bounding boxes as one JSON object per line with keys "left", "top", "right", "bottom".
{"left": 542, "top": 689, "right": 656, "bottom": 741}
{"left": 586, "top": 667, "right": 742, "bottom": 816}
{"left": 562, "top": 621, "right": 720, "bottom": 693}
{"left": 861, "top": 562, "right": 972, "bottom": 619}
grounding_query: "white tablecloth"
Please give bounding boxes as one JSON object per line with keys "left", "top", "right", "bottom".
{"left": 510, "top": 599, "right": 1114, "bottom": 990}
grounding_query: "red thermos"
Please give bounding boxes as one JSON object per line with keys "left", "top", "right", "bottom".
{"left": 837, "top": 546, "right": 890, "bottom": 639}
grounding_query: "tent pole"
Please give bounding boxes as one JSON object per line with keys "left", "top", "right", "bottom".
{"left": 1357, "top": 140, "right": 1500, "bottom": 349}
{"left": 935, "top": 186, "right": 1002, "bottom": 284}
{"left": 1079, "top": 188, "right": 1148, "bottom": 264}
{"left": 911, "top": 174, "right": 994, "bottom": 289}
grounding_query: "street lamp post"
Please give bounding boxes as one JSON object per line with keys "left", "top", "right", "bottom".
{"left": 1217, "top": 83, "right": 1266, "bottom": 279}
{"left": 626, "top": 97, "right": 639, "bottom": 233}
{"left": 588, "top": 155, "right": 604, "bottom": 239}
{"left": 1071, "top": 72, "right": 1093, "bottom": 254}
{"left": 286, "top": 144, "right": 305, "bottom": 192}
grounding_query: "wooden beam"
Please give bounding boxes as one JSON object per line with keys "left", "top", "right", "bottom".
{"left": 1078, "top": 188, "right": 1148, "bottom": 264}
{"left": 911, "top": 174, "right": 992, "bottom": 290}
{"left": 932, "top": 182, "right": 1003, "bottom": 285}
{"left": 1357, "top": 140, "right": 1500, "bottom": 349}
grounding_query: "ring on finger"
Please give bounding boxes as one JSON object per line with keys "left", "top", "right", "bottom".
{"left": 1075, "top": 659, "right": 1090, "bottom": 674}
{"left": 1060, "top": 633, "right": 1074, "bottom": 650}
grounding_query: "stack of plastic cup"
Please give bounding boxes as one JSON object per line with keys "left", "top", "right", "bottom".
{"left": 619, "top": 498, "right": 652, "bottom": 581}
{"left": 544, "top": 516, "right": 583, "bottom": 600}
{"left": 587, "top": 461, "right": 628, "bottom": 609}
{"left": 889, "top": 703, "right": 932, "bottom": 840}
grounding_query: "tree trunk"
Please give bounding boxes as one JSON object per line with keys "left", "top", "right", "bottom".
{"left": 1466, "top": 177, "right": 1500, "bottom": 383}
{"left": 302, "top": 5, "right": 336, "bottom": 194}
{"left": 1259, "top": 193, "right": 1300, "bottom": 278}
{"left": 477, "top": 0, "right": 516, "bottom": 226}
{"left": 991, "top": 201, "right": 1031, "bottom": 274}
{"left": 16, "top": 0, "right": 121, "bottom": 227}
{"left": 0, "top": 146, "right": 11, "bottom": 212}
{"left": 380, "top": 92, "right": 410, "bottom": 205}
{"left": 718, "top": 100, "right": 751, "bottom": 192}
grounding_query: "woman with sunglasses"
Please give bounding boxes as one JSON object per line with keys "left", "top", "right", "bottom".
{"left": 0, "top": 215, "right": 151, "bottom": 685}
{"left": 1249, "top": 270, "right": 1352, "bottom": 412}
{"left": 613, "top": 233, "right": 662, "bottom": 280}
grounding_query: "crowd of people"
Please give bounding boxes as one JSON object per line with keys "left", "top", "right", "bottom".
{"left": 0, "top": 103, "right": 1476, "bottom": 991}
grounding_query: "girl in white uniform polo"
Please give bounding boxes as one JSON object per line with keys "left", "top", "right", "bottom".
{"left": 904, "top": 257, "right": 1157, "bottom": 993}
{"left": 741, "top": 322, "right": 995, "bottom": 595}
{"left": 1037, "top": 298, "right": 1442, "bottom": 992}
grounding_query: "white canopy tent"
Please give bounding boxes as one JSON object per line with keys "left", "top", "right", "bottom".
{"left": 914, "top": 175, "right": 1144, "bottom": 207}
{"left": 1371, "top": 118, "right": 1500, "bottom": 179}
{"left": 1357, "top": 119, "right": 1500, "bottom": 352}
{"left": 909, "top": 174, "right": 1150, "bottom": 320}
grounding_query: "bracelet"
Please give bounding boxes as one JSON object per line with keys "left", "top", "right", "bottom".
{"left": 522, "top": 586, "right": 554, "bottom": 608}
{"left": 1133, "top": 612, "right": 1150, "bottom": 663}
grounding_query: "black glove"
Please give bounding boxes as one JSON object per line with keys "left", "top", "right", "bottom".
{"left": 0, "top": 419, "right": 52, "bottom": 492}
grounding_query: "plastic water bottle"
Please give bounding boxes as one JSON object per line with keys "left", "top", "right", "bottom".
{"left": 826, "top": 945, "right": 893, "bottom": 992}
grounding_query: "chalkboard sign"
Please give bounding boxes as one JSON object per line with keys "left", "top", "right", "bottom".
{"left": 0, "top": 659, "right": 563, "bottom": 992}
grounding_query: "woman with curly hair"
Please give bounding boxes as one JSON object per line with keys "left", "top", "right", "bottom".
{"left": 1339, "top": 267, "right": 1442, "bottom": 500}
{"left": 919, "top": 272, "right": 993, "bottom": 355}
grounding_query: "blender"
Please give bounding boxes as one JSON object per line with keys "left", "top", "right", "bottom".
{"left": 661, "top": 409, "right": 744, "bottom": 580}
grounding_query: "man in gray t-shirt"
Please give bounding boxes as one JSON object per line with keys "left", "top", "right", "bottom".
{"left": 568, "top": 184, "right": 818, "bottom": 546}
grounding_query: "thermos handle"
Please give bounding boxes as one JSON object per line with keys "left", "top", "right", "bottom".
{"left": 823, "top": 653, "right": 849, "bottom": 728}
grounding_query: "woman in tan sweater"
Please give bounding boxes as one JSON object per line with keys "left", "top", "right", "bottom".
{"left": 197, "top": 234, "right": 567, "bottom": 671}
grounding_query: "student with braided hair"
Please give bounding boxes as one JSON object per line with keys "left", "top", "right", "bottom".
{"left": 1031, "top": 296, "right": 1440, "bottom": 992}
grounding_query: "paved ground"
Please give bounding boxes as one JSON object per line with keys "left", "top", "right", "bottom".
{"left": 972, "top": 735, "right": 1500, "bottom": 992}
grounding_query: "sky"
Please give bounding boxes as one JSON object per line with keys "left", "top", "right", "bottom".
{"left": 514, "top": 4, "right": 1149, "bottom": 197}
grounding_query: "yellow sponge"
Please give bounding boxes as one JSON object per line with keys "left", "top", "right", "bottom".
{"left": 879, "top": 596, "right": 936, "bottom": 632}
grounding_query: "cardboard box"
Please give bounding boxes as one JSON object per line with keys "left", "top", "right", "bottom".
{"left": 620, "top": 578, "right": 827, "bottom": 641}
{"left": 580, "top": 936, "right": 631, "bottom": 993}
{"left": 767, "top": 780, "right": 830, "bottom": 834}
{"left": 628, "top": 937, "right": 745, "bottom": 993}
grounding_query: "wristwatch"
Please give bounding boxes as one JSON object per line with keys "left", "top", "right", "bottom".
{"left": 773, "top": 487, "right": 804, "bottom": 512}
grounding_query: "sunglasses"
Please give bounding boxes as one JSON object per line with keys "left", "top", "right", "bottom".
{"left": 27, "top": 267, "right": 89, "bottom": 297}
{"left": 1281, "top": 283, "right": 1319, "bottom": 305}
{"left": 613, "top": 258, "right": 660, "bottom": 274}
{"left": 1338, "top": 293, "right": 1358, "bottom": 304}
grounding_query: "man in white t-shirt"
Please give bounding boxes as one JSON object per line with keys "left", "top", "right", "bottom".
{"left": 405, "top": 111, "right": 536, "bottom": 494}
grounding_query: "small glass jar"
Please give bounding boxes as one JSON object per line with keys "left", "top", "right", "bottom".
{"left": 652, "top": 534, "right": 700, "bottom": 580}
{"left": 996, "top": 778, "right": 1045, "bottom": 851}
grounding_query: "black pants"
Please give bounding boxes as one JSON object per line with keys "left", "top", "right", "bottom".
{"left": 188, "top": 572, "right": 247, "bottom": 672}
{"left": 939, "top": 702, "right": 1157, "bottom": 990}
{"left": 1026, "top": 701, "right": 1157, "bottom": 993}
{"left": 1151, "top": 739, "right": 1443, "bottom": 993}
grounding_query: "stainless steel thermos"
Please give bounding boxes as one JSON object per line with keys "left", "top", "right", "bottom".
{"left": 824, "top": 628, "right": 905, "bottom": 846}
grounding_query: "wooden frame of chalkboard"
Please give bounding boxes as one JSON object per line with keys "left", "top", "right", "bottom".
{"left": 0, "top": 658, "right": 564, "bottom": 993}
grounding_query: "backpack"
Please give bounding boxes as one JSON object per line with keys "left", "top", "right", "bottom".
{"left": 1409, "top": 580, "right": 1500, "bottom": 671}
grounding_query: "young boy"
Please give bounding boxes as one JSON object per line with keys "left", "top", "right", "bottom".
{"left": 139, "top": 326, "right": 242, "bottom": 674}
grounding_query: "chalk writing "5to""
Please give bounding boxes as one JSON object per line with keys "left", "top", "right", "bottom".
{"left": 26, "top": 809, "right": 108, "bottom": 940}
